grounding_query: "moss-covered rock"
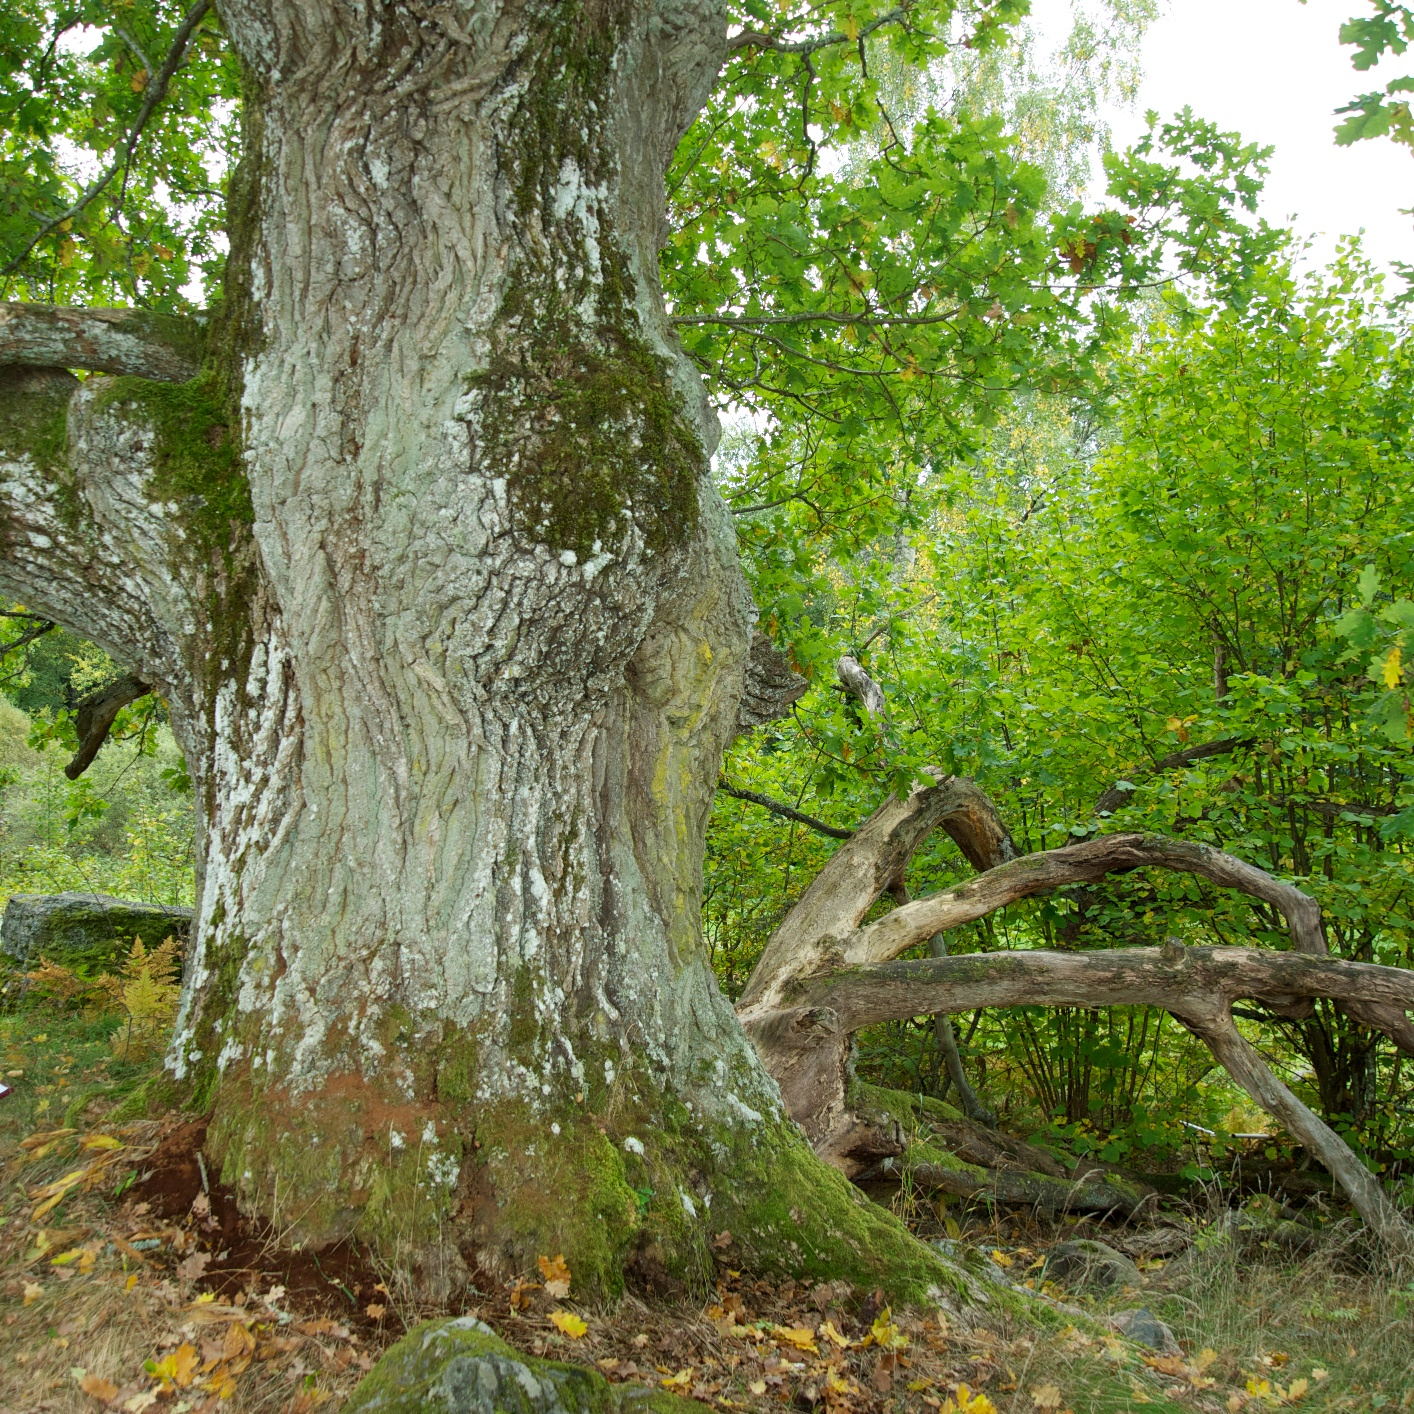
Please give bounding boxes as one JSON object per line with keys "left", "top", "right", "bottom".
{"left": 1, "top": 891, "right": 193, "bottom": 974}
{"left": 344, "top": 1316, "right": 706, "bottom": 1414}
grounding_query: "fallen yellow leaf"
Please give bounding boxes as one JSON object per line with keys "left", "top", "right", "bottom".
{"left": 366, "top": 1302, "right": 387, "bottom": 1319}
{"left": 538, "top": 1252, "right": 572, "bottom": 1299}
{"left": 1031, "top": 1385, "right": 1063, "bottom": 1409}
{"left": 78, "top": 1372, "right": 119, "bottom": 1403}
{"left": 869, "top": 1307, "right": 908, "bottom": 1350}
{"left": 1287, "top": 1378, "right": 1309, "bottom": 1401}
{"left": 947, "top": 1384, "right": 997, "bottom": 1414}
{"left": 748, "top": 1380, "right": 767, "bottom": 1396}
{"left": 23, "top": 1281, "right": 42, "bottom": 1305}
{"left": 990, "top": 1249, "right": 1014, "bottom": 1268}
{"left": 775, "top": 1326, "right": 819, "bottom": 1354}
{"left": 1312, "top": 1368, "right": 1329, "bottom": 1382}
{"left": 661, "top": 1369, "right": 692, "bottom": 1391}
{"left": 549, "top": 1310, "right": 587, "bottom": 1339}
{"left": 1194, "top": 1349, "right": 1218, "bottom": 1373}
{"left": 81, "top": 1134, "right": 123, "bottom": 1151}
{"left": 818, "top": 1319, "right": 850, "bottom": 1349}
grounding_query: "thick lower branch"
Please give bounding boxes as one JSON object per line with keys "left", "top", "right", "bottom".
{"left": 802, "top": 944, "right": 1414, "bottom": 1036}
{"left": 0, "top": 303, "right": 204, "bottom": 381}
{"left": 901, "top": 1158, "right": 1150, "bottom": 1217}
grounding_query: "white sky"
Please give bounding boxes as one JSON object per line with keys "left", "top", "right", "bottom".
{"left": 1033, "top": 0, "right": 1414, "bottom": 271}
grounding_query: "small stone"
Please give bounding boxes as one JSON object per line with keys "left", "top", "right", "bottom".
{"left": 1109, "top": 1307, "right": 1182, "bottom": 1356}
{"left": 1041, "top": 1239, "right": 1141, "bottom": 1291}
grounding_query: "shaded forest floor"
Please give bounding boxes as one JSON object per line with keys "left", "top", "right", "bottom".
{"left": 0, "top": 1006, "right": 1411, "bottom": 1414}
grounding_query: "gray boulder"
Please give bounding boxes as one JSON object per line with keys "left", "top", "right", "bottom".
{"left": 1042, "top": 1238, "right": 1142, "bottom": 1291}
{"left": 344, "top": 1316, "right": 703, "bottom": 1414}
{"left": 1, "top": 892, "right": 192, "bottom": 973}
{"left": 1110, "top": 1307, "right": 1182, "bottom": 1356}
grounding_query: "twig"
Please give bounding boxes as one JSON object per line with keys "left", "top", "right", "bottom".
{"left": 717, "top": 780, "right": 855, "bottom": 840}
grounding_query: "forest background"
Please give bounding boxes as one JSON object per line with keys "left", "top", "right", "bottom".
{"left": 3, "top": 0, "right": 1414, "bottom": 1209}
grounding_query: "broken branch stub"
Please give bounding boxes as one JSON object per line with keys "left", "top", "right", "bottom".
{"left": 65, "top": 673, "right": 152, "bottom": 779}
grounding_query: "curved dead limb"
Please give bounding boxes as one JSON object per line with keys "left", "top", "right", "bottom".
{"left": 1178, "top": 1003, "right": 1410, "bottom": 1248}
{"left": 767, "top": 943, "right": 1414, "bottom": 1237}
{"left": 846, "top": 832, "right": 1326, "bottom": 966}
{"left": 0, "top": 303, "right": 205, "bottom": 382}
{"left": 737, "top": 774, "right": 1017, "bottom": 1015}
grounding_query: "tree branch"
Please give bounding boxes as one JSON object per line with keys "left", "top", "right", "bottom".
{"left": 0, "top": 0, "right": 213, "bottom": 281}
{"left": 726, "top": 7, "right": 913, "bottom": 55}
{"left": 738, "top": 773, "right": 1005, "bottom": 1013}
{"left": 717, "top": 781, "right": 854, "bottom": 840}
{"left": 836, "top": 653, "right": 888, "bottom": 717}
{"left": 848, "top": 832, "right": 1325, "bottom": 966}
{"left": 1180, "top": 1004, "right": 1410, "bottom": 1247}
{"left": 0, "top": 303, "right": 205, "bottom": 381}
{"left": 65, "top": 671, "right": 153, "bottom": 779}
{"left": 803, "top": 943, "right": 1414, "bottom": 1033}
{"left": 1092, "top": 737, "right": 1251, "bottom": 816}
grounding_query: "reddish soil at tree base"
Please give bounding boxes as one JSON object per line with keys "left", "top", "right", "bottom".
{"left": 129, "top": 1117, "right": 398, "bottom": 1341}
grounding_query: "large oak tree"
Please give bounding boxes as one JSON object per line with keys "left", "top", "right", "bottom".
{"left": 6, "top": 0, "right": 1403, "bottom": 1301}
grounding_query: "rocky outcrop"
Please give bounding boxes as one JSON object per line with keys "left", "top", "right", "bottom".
{"left": 1, "top": 892, "right": 192, "bottom": 973}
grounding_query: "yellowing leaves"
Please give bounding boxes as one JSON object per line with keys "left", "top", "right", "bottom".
{"left": 866, "top": 1307, "right": 908, "bottom": 1351}
{"left": 78, "top": 1372, "right": 120, "bottom": 1404}
{"left": 775, "top": 1326, "right": 819, "bottom": 1354}
{"left": 550, "top": 1310, "right": 588, "bottom": 1339}
{"left": 943, "top": 1384, "right": 996, "bottom": 1414}
{"left": 1382, "top": 644, "right": 1404, "bottom": 687}
{"left": 538, "top": 1252, "right": 571, "bottom": 1299}
{"left": 147, "top": 1342, "right": 199, "bottom": 1389}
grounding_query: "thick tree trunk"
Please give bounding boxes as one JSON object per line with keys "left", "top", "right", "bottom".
{"left": 0, "top": 0, "right": 970, "bottom": 1303}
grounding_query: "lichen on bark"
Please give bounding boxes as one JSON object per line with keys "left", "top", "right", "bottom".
{"left": 465, "top": 0, "right": 702, "bottom": 560}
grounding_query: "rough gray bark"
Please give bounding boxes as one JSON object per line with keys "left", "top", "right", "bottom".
{"left": 0, "top": 0, "right": 897, "bottom": 1294}
{"left": 0, "top": 303, "right": 204, "bottom": 382}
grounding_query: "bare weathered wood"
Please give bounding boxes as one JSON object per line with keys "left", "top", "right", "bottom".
{"left": 837, "top": 653, "right": 887, "bottom": 717}
{"left": 65, "top": 672, "right": 153, "bottom": 779}
{"left": 0, "top": 303, "right": 204, "bottom": 382}
{"left": 847, "top": 833, "right": 1326, "bottom": 965}
{"left": 799, "top": 944, "right": 1414, "bottom": 1033}
{"left": 1179, "top": 1003, "right": 1411, "bottom": 1248}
